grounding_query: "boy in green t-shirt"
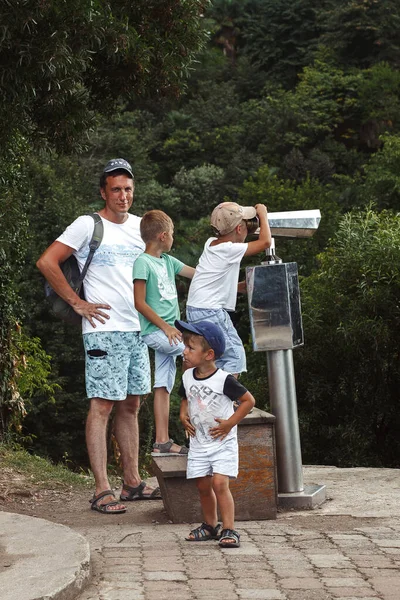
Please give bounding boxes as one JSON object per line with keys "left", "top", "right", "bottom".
{"left": 133, "top": 210, "right": 195, "bottom": 456}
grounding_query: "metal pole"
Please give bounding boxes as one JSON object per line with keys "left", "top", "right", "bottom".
{"left": 266, "top": 349, "right": 304, "bottom": 493}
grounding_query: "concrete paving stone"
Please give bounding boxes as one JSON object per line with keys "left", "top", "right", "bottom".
{"left": 271, "top": 569, "right": 316, "bottom": 578}
{"left": 225, "top": 565, "right": 272, "bottom": 575}
{"left": 284, "top": 592, "right": 332, "bottom": 600}
{"left": 102, "top": 550, "right": 142, "bottom": 559}
{"left": 231, "top": 577, "right": 278, "bottom": 588}
{"left": 145, "top": 594, "right": 192, "bottom": 600}
{"left": 236, "top": 589, "right": 286, "bottom": 599}
{"left": 384, "top": 548, "right": 400, "bottom": 554}
{"left": 102, "top": 565, "right": 143, "bottom": 574}
{"left": 329, "top": 535, "right": 369, "bottom": 541}
{"left": 279, "top": 578, "right": 323, "bottom": 589}
{"left": 372, "top": 539, "right": 400, "bottom": 548}
{"left": 144, "top": 571, "right": 187, "bottom": 581}
{"left": 346, "top": 555, "right": 395, "bottom": 567}
{"left": 317, "top": 569, "right": 364, "bottom": 578}
{"left": 328, "top": 589, "right": 377, "bottom": 598}
{"left": 99, "top": 581, "right": 143, "bottom": 590}
{"left": 294, "top": 542, "right": 336, "bottom": 550}
{"left": 102, "top": 558, "right": 142, "bottom": 565}
{"left": 358, "top": 567, "right": 400, "bottom": 577}
{"left": 192, "top": 593, "right": 240, "bottom": 600}
{"left": 100, "top": 590, "right": 144, "bottom": 600}
{"left": 102, "top": 543, "right": 142, "bottom": 548}
{"left": 142, "top": 559, "right": 184, "bottom": 570}
{"left": 224, "top": 555, "right": 268, "bottom": 562}
{"left": 248, "top": 536, "right": 287, "bottom": 544}
{"left": 143, "top": 581, "right": 191, "bottom": 592}
{"left": 321, "top": 578, "right": 370, "bottom": 588}
{"left": 186, "top": 568, "right": 232, "bottom": 579}
{"left": 367, "top": 576, "right": 400, "bottom": 594}
{"left": 142, "top": 548, "right": 182, "bottom": 557}
{"left": 189, "top": 579, "right": 237, "bottom": 591}
{"left": 329, "top": 598, "right": 380, "bottom": 600}
{"left": 222, "top": 545, "right": 263, "bottom": 555}
{"left": 307, "top": 554, "right": 352, "bottom": 568}
{"left": 102, "top": 573, "right": 142, "bottom": 583}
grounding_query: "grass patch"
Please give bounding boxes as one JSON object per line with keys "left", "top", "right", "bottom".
{"left": 0, "top": 443, "right": 95, "bottom": 489}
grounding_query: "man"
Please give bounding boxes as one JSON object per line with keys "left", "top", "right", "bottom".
{"left": 37, "top": 158, "right": 160, "bottom": 513}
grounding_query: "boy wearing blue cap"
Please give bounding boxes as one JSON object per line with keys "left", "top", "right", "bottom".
{"left": 175, "top": 319, "right": 255, "bottom": 548}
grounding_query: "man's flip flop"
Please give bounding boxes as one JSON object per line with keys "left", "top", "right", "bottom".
{"left": 89, "top": 489, "right": 126, "bottom": 514}
{"left": 219, "top": 528, "right": 240, "bottom": 548}
{"left": 120, "top": 481, "right": 162, "bottom": 501}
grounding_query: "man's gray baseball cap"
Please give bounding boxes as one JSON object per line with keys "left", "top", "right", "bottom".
{"left": 103, "top": 158, "right": 134, "bottom": 178}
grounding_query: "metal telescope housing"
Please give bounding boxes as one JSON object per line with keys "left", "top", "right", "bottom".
{"left": 246, "top": 207, "right": 326, "bottom": 510}
{"left": 256, "top": 209, "right": 321, "bottom": 238}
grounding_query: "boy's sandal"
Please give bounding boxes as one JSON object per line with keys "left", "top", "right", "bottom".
{"left": 219, "top": 528, "right": 241, "bottom": 548}
{"left": 151, "top": 438, "right": 189, "bottom": 456}
{"left": 120, "top": 481, "right": 161, "bottom": 501}
{"left": 89, "top": 489, "right": 126, "bottom": 514}
{"left": 185, "top": 522, "right": 221, "bottom": 541}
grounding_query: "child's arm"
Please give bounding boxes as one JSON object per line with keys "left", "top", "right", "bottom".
{"left": 237, "top": 280, "right": 247, "bottom": 294}
{"left": 134, "top": 279, "right": 182, "bottom": 345}
{"left": 179, "top": 265, "right": 196, "bottom": 279}
{"left": 244, "top": 204, "right": 272, "bottom": 256}
{"left": 180, "top": 398, "right": 196, "bottom": 437}
{"left": 209, "top": 391, "right": 255, "bottom": 441}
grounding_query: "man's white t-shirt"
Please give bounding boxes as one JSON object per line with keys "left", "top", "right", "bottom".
{"left": 57, "top": 214, "right": 144, "bottom": 334}
{"left": 187, "top": 237, "right": 248, "bottom": 311}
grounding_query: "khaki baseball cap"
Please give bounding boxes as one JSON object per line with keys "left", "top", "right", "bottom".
{"left": 210, "top": 202, "right": 257, "bottom": 235}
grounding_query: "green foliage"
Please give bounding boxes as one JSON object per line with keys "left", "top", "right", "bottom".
{"left": 360, "top": 134, "right": 400, "bottom": 209}
{"left": 318, "top": 0, "right": 400, "bottom": 69}
{"left": 0, "top": 0, "right": 210, "bottom": 152}
{"left": 296, "top": 208, "right": 400, "bottom": 466}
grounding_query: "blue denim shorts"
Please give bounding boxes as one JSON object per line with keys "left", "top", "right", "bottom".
{"left": 142, "top": 329, "right": 185, "bottom": 394}
{"left": 186, "top": 306, "right": 247, "bottom": 374}
{"left": 83, "top": 331, "right": 151, "bottom": 400}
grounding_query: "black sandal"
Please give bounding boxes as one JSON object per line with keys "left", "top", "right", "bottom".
{"left": 185, "top": 522, "right": 221, "bottom": 541}
{"left": 219, "top": 528, "right": 240, "bottom": 548}
{"left": 120, "top": 481, "right": 161, "bottom": 501}
{"left": 89, "top": 490, "right": 126, "bottom": 514}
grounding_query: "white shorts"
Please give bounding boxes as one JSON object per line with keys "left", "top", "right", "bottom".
{"left": 186, "top": 438, "right": 239, "bottom": 479}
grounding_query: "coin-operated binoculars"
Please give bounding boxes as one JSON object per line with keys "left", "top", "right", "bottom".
{"left": 246, "top": 210, "right": 326, "bottom": 509}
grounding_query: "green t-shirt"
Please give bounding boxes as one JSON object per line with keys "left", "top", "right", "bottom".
{"left": 132, "top": 252, "right": 185, "bottom": 335}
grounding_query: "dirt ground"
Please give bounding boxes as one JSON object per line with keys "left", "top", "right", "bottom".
{"left": 2, "top": 463, "right": 400, "bottom": 535}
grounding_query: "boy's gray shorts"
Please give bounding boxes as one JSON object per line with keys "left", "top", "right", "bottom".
{"left": 186, "top": 306, "right": 246, "bottom": 374}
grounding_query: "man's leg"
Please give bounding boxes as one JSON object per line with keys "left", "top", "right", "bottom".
{"left": 86, "top": 397, "right": 126, "bottom": 511}
{"left": 115, "top": 394, "right": 157, "bottom": 495}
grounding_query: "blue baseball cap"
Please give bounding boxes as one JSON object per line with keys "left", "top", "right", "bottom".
{"left": 175, "top": 320, "right": 226, "bottom": 358}
{"left": 103, "top": 158, "right": 134, "bottom": 179}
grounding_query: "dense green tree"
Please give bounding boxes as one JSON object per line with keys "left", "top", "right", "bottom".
{"left": 0, "top": 0, "right": 209, "bottom": 151}
{"left": 296, "top": 209, "right": 400, "bottom": 466}
{"left": 318, "top": 0, "right": 400, "bottom": 69}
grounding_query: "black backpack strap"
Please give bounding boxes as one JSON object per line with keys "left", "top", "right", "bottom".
{"left": 77, "top": 213, "right": 104, "bottom": 286}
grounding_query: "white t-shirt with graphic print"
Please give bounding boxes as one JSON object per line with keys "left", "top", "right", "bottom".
{"left": 57, "top": 214, "right": 144, "bottom": 334}
{"left": 187, "top": 237, "right": 248, "bottom": 311}
{"left": 179, "top": 367, "right": 248, "bottom": 453}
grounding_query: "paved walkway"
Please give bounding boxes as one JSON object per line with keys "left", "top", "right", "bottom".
{"left": 78, "top": 519, "right": 400, "bottom": 600}
{"left": 2, "top": 466, "right": 400, "bottom": 600}
{"left": 76, "top": 466, "right": 400, "bottom": 600}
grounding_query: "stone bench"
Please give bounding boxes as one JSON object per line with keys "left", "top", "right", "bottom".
{"left": 151, "top": 407, "right": 277, "bottom": 523}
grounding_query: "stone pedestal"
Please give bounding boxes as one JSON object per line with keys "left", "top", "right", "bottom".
{"left": 151, "top": 407, "right": 277, "bottom": 523}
